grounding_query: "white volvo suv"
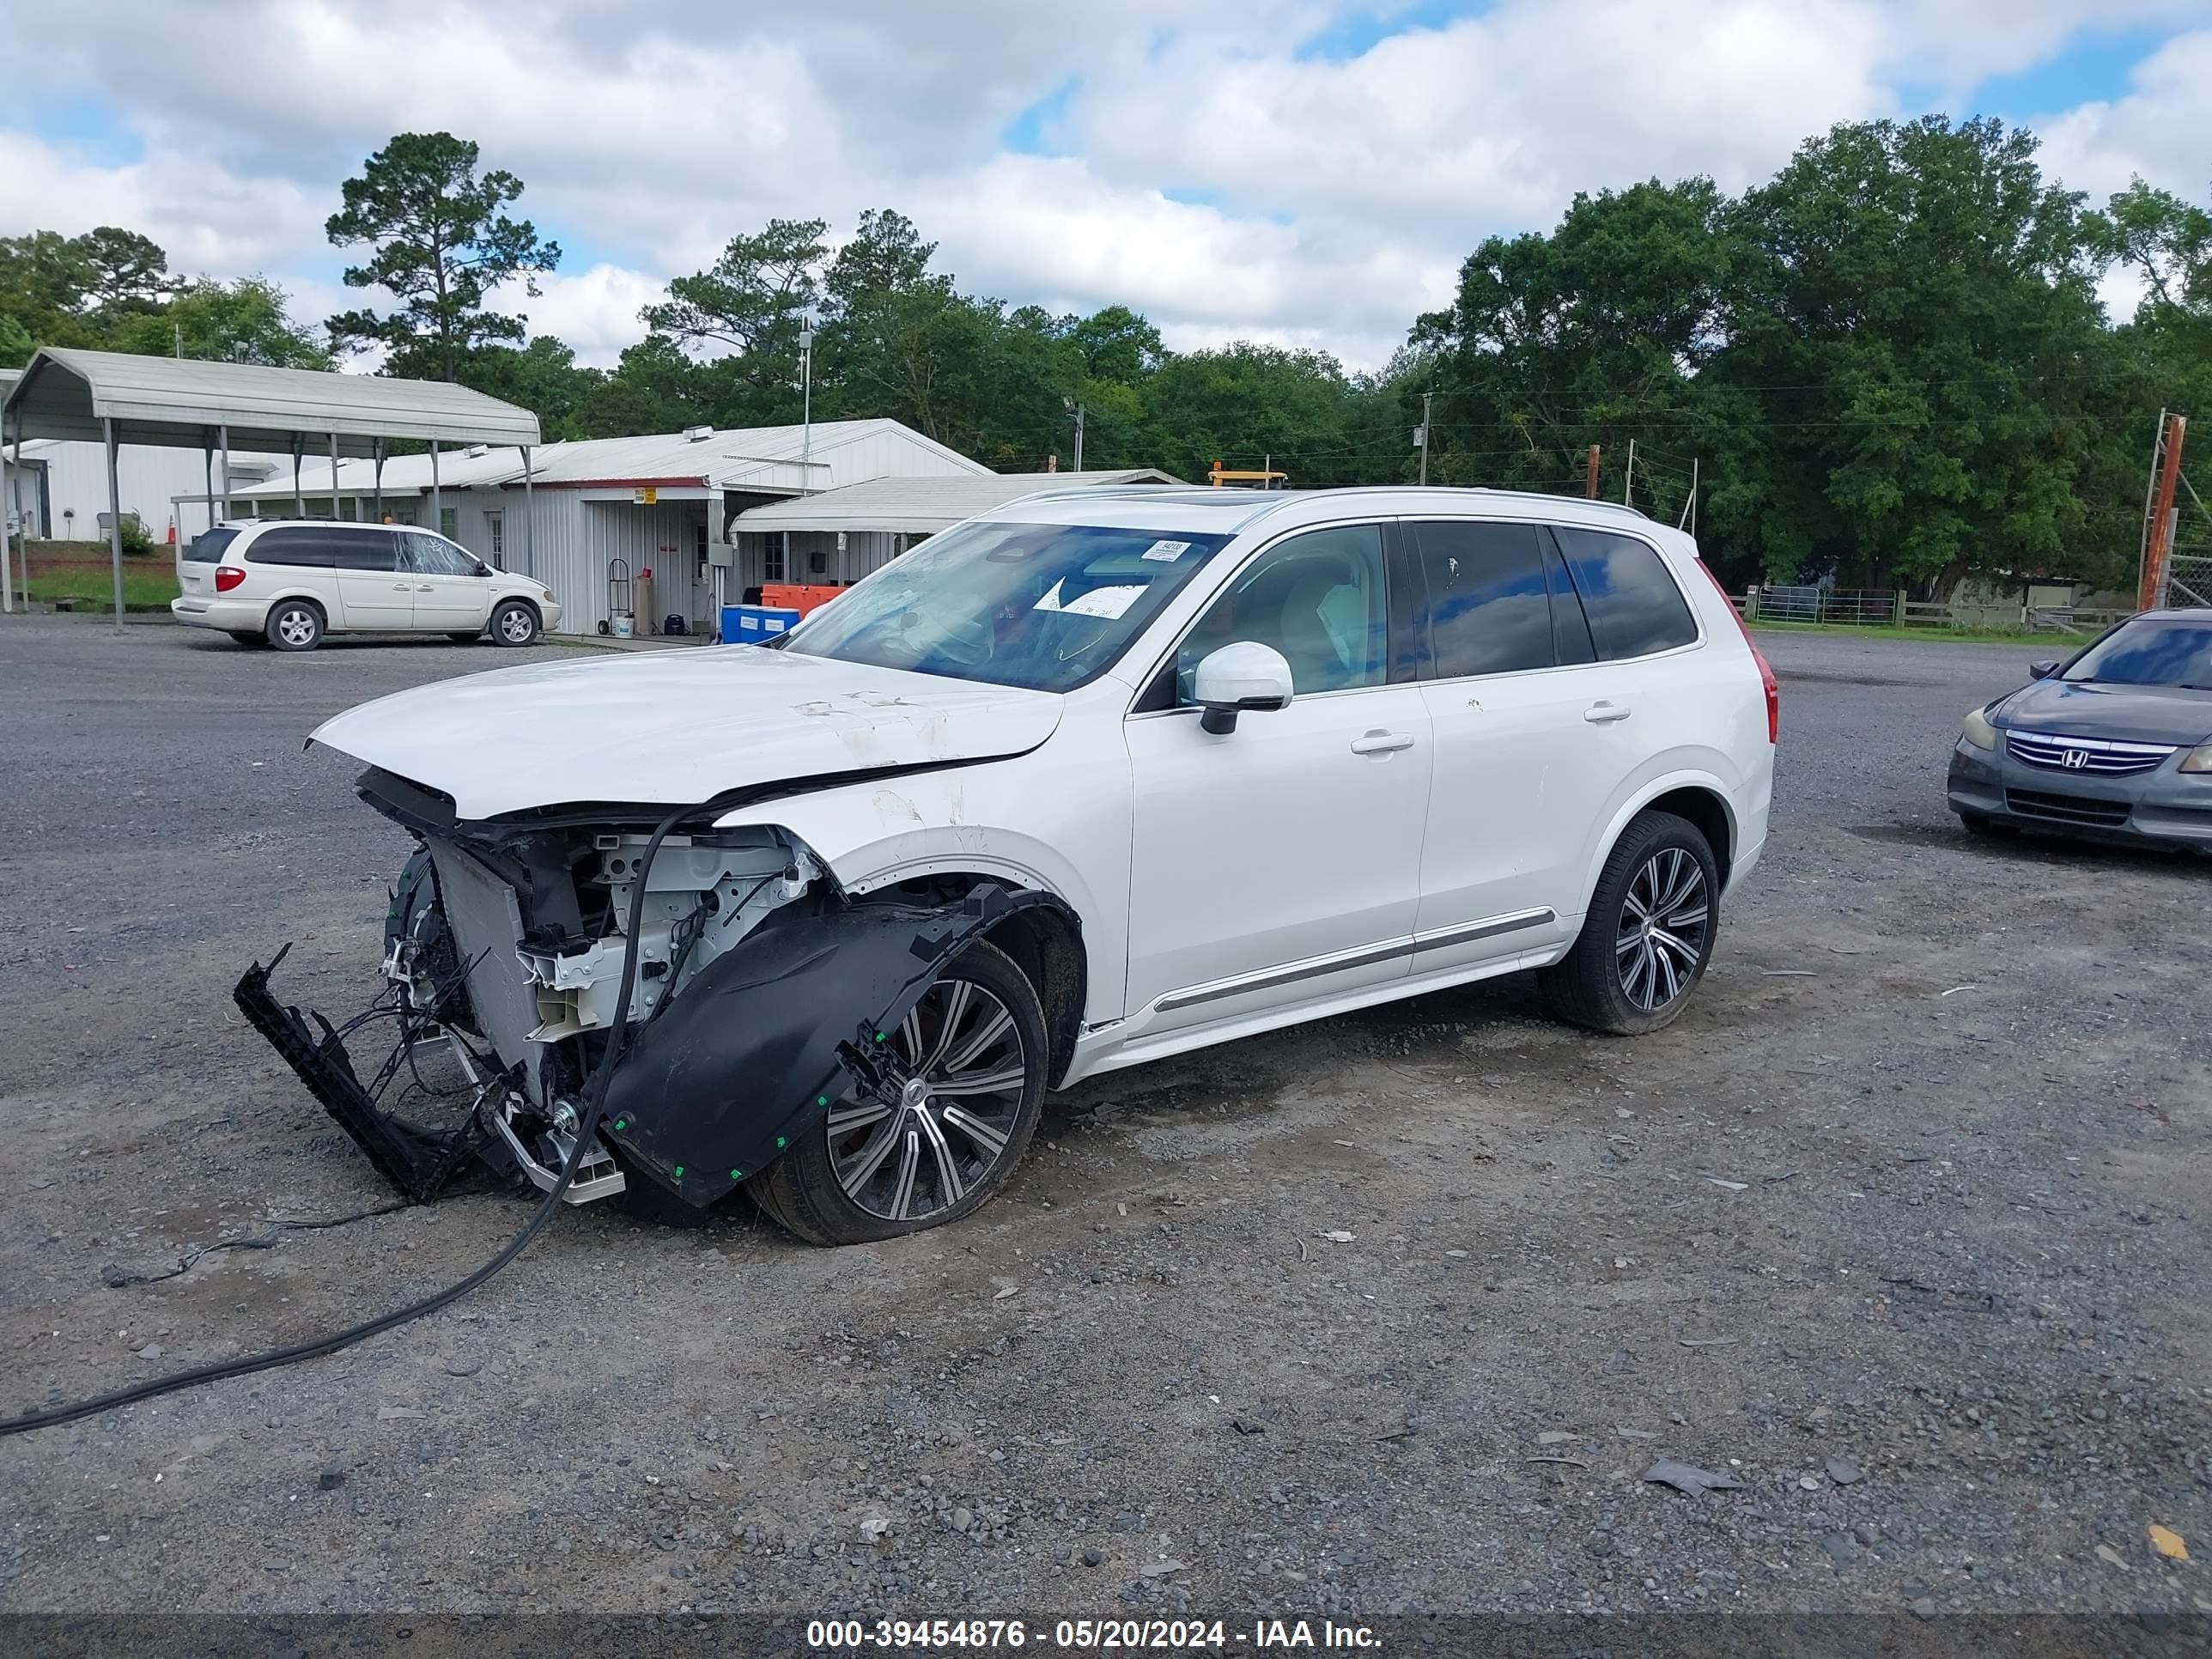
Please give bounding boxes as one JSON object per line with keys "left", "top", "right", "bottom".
{"left": 251, "top": 486, "right": 1775, "bottom": 1245}
{"left": 173, "top": 520, "right": 561, "bottom": 649}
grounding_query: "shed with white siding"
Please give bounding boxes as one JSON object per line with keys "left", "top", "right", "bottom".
{"left": 228, "top": 417, "right": 990, "bottom": 635}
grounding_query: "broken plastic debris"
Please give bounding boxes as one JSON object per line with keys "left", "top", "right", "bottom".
{"left": 1643, "top": 1460, "right": 1744, "bottom": 1497}
{"left": 2149, "top": 1524, "right": 2188, "bottom": 1561}
{"left": 1705, "top": 1177, "right": 1749, "bottom": 1192}
{"left": 2095, "top": 1544, "right": 2130, "bottom": 1571}
{"left": 1318, "top": 1231, "right": 1355, "bottom": 1243}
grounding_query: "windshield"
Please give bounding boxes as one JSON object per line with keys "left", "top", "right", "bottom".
{"left": 781, "top": 520, "right": 1235, "bottom": 692}
{"left": 182, "top": 526, "right": 241, "bottom": 563}
{"left": 2062, "top": 618, "right": 2212, "bottom": 689}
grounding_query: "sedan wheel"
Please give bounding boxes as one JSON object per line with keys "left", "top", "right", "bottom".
{"left": 753, "top": 939, "right": 1046, "bottom": 1244}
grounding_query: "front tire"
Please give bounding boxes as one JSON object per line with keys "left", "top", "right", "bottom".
{"left": 491, "top": 599, "right": 540, "bottom": 647}
{"left": 1539, "top": 811, "right": 1718, "bottom": 1036}
{"left": 264, "top": 599, "right": 325, "bottom": 651}
{"left": 753, "top": 939, "right": 1047, "bottom": 1245}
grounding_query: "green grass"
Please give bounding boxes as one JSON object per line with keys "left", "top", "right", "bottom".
{"left": 1747, "top": 618, "right": 2086, "bottom": 648}
{"left": 26, "top": 565, "right": 181, "bottom": 612}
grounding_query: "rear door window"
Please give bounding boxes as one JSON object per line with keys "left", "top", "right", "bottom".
{"left": 244, "top": 526, "right": 336, "bottom": 568}
{"left": 329, "top": 529, "right": 400, "bottom": 572}
{"left": 1551, "top": 527, "right": 1698, "bottom": 659}
{"left": 1407, "top": 520, "right": 1554, "bottom": 679}
{"left": 182, "top": 526, "right": 240, "bottom": 564}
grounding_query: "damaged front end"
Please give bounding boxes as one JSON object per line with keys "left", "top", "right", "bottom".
{"left": 238, "top": 766, "right": 1054, "bottom": 1219}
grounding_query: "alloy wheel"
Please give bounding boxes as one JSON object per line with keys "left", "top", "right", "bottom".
{"left": 276, "top": 608, "right": 317, "bottom": 647}
{"left": 828, "top": 976, "right": 1028, "bottom": 1222}
{"left": 499, "top": 606, "right": 536, "bottom": 643}
{"left": 1613, "top": 847, "right": 1710, "bottom": 1012}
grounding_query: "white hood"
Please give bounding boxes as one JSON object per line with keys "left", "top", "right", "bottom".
{"left": 310, "top": 646, "right": 1064, "bottom": 820}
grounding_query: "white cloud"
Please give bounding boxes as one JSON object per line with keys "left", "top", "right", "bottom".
{"left": 0, "top": 0, "right": 2205, "bottom": 379}
{"left": 2031, "top": 27, "right": 2212, "bottom": 201}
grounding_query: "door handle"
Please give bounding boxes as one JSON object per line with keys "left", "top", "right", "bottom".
{"left": 392, "top": 582, "right": 411, "bottom": 591}
{"left": 415, "top": 583, "right": 434, "bottom": 592}
{"left": 1350, "top": 730, "right": 1415, "bottom": 755}
{"left": 1583, "top": 702, "right": 1632, "bottom": 724}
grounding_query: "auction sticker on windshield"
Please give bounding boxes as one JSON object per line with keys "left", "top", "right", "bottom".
{"left": 1035, "top": 580, "right": 1146, "bottom": 619}
{"left": 1140, "top": 539, "right": 1194, "bottom": 562}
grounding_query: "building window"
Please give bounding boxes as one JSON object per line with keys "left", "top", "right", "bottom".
{"left": 485, "top": 511, "right": 505, "bottom": 563}
{"left": 439, "top": 507, "right": 458, "bottom": 541}
{"left": 762, "top": 532, "right": 787, "bottom": 583}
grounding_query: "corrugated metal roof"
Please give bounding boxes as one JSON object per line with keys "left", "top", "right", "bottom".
{"left": 0, "top": 348, "right": 540, "bottom": 456}
{"left": 230, "top": 417, "right": 994, "bottom": 499}
{"left": 728, "top": 469, "right": 1182, "bottom": 534}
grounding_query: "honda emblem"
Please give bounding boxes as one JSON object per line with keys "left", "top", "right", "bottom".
{"left": 2063, "top": 747, "right": 2087, "bottom": 769}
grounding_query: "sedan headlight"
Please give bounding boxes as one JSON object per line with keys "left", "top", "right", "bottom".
{"left": 1961, "top": 706, "right": 2000, "bottom": 751}
{"left": 2180, "top": 740, "right": 2212, "bottom": 775}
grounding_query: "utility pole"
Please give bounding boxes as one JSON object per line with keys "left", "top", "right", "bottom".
{"left": 1622, "top": 440, "right": 1636, "bottom": 507}
{"left": 1065, "top": 398, "right": 1085, "bottom": 472}
{"left": 799, "top": 325, "right": 816, "bottom": 468}
{"left": 1584, "top": 444, "right": 1601, "bottom": 499}
{"left": 2139, "top": 410, "right": 2187, "bottom": 611}
{"left": 1417, "top": 392, "right": 1431, "bottom": 486}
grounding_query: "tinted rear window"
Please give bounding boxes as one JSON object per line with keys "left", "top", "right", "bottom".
{"left": 246, "top": 526, "right": 398, "bottom": 570}
{"left": 1553, "top": 527, "right": 1698, "bottom": 659}
{"left": 182, "top": 526, "right": 240, "bottom": 563}
{"left": 245, "top": 526, "right": 336, "bottom": 568}
{"left": 1409, "top": 520, "right": 1554, "bottom": 678}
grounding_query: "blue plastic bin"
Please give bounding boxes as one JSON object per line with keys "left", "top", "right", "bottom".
{"left": 720, "top": 604, "right": 802, "bottom": 644}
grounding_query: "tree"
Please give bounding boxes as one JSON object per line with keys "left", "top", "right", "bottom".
{"left": 1713, "top": 116, "right": 2130, "bottom": 592}
{"left": 641, "top": 218, "right": 827, "bottom": 425}
{"left": 75, "top": 227, "right": 173, "bottom": 317}
{"left": 108, "top": 276, "right": 330, "bottom": 368}
{"left": 1136, "top": 343, "right": 1357, "bottom": 484}
{"left": 460, "top": 334, "right": 605, "bottom": 441}
{"left": 325, "top": 132, "right": 561, "bottom": 380}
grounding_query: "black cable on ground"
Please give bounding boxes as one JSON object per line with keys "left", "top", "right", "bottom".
{"left": 100, "top": 1201, "right": 414, "bottom": 1289}
{"left": 0, "top": 807, "right": 688, "bottom": 1439}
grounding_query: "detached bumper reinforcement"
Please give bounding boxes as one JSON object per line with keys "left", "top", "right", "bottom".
{"left": 234, "top": 947, "right": 488, "bottom": 1204}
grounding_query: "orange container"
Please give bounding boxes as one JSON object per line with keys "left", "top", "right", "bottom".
{"left": 762, "top": 582, "right": 844, "bottom": 617}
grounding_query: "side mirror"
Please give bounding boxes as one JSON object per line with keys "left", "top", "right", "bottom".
{"left": 1193, "top": 641, "right": 1294, "bottom": 735}
{"left": 2027, "top": 659, "right": 2060, "bottom": 679}
{"left": 473, "top": 561, "right": 494, "bottom": 577}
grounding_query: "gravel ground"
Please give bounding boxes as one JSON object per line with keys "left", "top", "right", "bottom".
{"left": 0, "top": 614, "right": 2206, "bottom": 1626}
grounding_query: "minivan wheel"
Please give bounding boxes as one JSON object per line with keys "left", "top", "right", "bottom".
{"left": 752, "top": 939, "right": 1047, "bottom": 1245}
{"left": 490, "top": 600, "right": 539, "bottom": 647}
{"left": 1539, "top": 810, "right": 1718, "bottom": 1036}
{"left": 264, "top": 599, "right": 325, "bottom": 652}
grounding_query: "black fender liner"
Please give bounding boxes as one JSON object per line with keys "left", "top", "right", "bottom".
{"left": 599, "top": 882, "right": 1054, "bottom": 1206}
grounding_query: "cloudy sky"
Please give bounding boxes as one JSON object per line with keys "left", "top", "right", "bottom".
{"left": 2, "top": 0, "right": 2207, "bottom": 371}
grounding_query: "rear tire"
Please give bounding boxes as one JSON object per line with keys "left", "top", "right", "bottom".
{"left": 753, "top": 939, "right": 1047, "bottom": 1245}
{"left": 264, "top": 599, "right": 325, "bottom": 652}
{"left": 1539, "top": 811, "right": 1718, "bottom": 1036}
{"left": 491, "top": 599, "right": 540, "bottom": 647}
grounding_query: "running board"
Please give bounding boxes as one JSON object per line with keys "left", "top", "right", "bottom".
{"left": 234, "top": 947, "right": 489, "bottom": 1204}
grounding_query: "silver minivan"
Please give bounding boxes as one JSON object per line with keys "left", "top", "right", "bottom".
{"left": 173, "top": 520, "right": 562, "bottom": 650}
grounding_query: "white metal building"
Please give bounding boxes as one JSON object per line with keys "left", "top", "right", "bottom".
{"left": 228, "top": 418, "right": 990, "bottom": 635}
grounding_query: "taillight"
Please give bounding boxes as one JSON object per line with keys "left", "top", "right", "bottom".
{"left": 214, "top": 566, "right": 246, "bottom": 592}
{"left": 1696, "top": 560, "right": 1778, "bottom": 744}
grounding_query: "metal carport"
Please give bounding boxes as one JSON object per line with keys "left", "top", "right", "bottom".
{"left": 1, "top": 349, "right": 541, "bottom": 631}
